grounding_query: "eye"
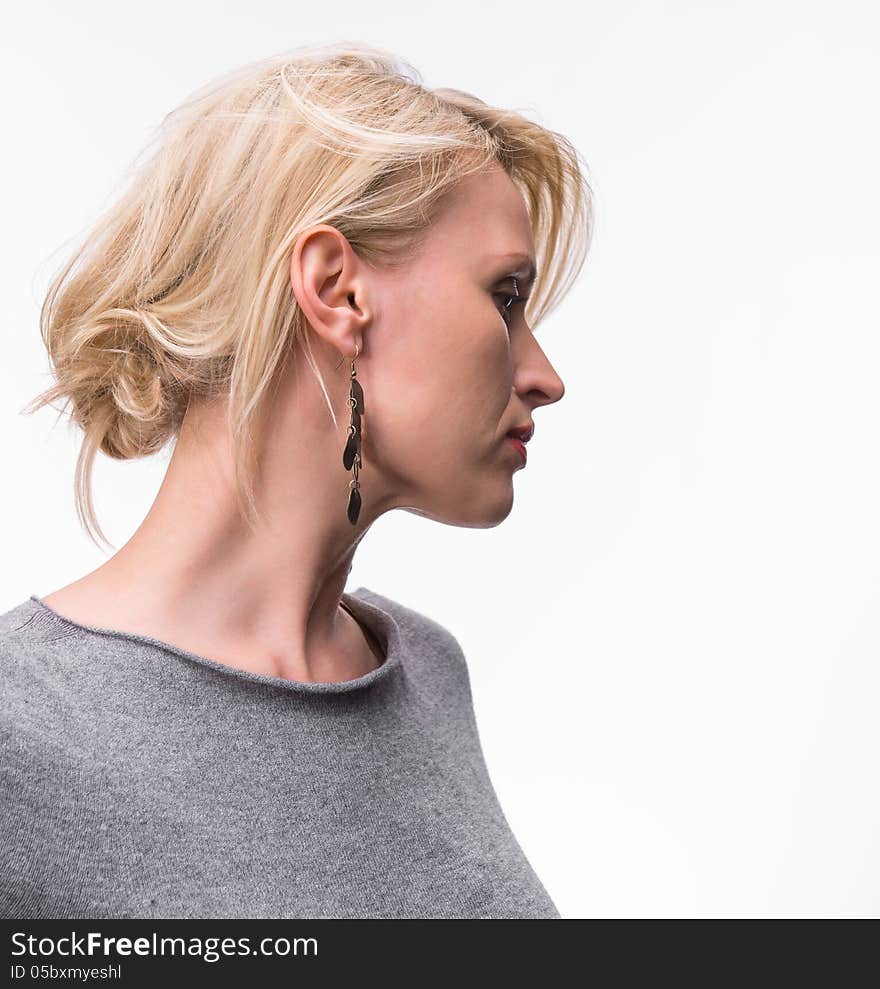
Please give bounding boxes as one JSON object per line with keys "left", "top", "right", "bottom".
{"left": 494, "top": 292, "right": 528, "bottom": 328}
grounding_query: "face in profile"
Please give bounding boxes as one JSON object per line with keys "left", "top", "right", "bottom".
{"left": 361, "top": 165, "right": 566, "bottom": 528}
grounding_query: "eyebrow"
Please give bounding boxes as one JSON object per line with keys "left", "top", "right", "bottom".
{"left": 489, "top": 252, "right": 538, "bottom": 289}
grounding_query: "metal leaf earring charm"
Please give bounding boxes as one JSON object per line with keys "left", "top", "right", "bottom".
{"left": 339, "top": 343, "right": 364, "bottom": 524}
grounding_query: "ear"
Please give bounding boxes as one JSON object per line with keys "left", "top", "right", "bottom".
{"left": 289, "top": 224, "right": 370, "bottom": 359}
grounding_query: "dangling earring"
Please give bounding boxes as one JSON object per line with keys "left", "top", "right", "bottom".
{"left": 337, "top": 343, "right": 364, "bottom": 525}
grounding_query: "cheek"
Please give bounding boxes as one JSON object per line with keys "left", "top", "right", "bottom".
{"left": 365, "top": 319, "right": 512, "bottom": 477}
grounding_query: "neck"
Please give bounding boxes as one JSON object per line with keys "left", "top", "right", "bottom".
{"left": 47, "top": 365, "right": 391, "bottom": 683}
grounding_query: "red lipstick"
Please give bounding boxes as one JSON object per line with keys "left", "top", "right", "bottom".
{"left": 504, "top": 422, "right": 533, "bottom": 465}
{"left": 506, "top": 435, "right": 527, "bottom": 463}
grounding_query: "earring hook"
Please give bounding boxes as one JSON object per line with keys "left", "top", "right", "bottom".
{"left": 334, "top": 342, "right": 360, "bottom": 370}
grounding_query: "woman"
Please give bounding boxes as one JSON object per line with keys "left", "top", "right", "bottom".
{"left": 1, "top": 41, "right": 592, "bottom": 919}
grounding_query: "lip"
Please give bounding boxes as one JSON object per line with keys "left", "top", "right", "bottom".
{"left": 505, "top": 435, "right": 528, "bottom": 464}
{"left": 506, "top": 422, "right": 535, "bottom": 443}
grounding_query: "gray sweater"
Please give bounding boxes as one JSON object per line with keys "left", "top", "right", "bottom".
{"left": 0, "top": 586, "right": 559, "bottom": 919}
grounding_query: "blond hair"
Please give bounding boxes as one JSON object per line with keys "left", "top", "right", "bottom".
{"left": 22, "top": 40, "right": 594, "bottom": 549}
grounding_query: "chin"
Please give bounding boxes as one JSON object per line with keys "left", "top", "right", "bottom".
{"left": 403, "top": 483, "right": 515, "bottom": 529}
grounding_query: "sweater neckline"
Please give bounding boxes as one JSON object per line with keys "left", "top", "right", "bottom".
{"left": 26, "top": 586, "right": 403, "bottom": 695}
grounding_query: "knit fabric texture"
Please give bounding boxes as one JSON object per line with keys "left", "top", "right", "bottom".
{"left": 0, "top": 586, "right": 559, "bottom": 919}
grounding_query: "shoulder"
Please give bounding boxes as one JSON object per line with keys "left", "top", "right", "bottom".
{"left": 0, "top": 598, "right": 53, "bottom": 714}
{"left": 352, "top": 586, "right": 474, "bottom": 692}
{"left": 0, "top": 596, "right": 109, "bottom": 802}
{"left": 0, "top": 597, "right": 89, "bottom": 749}
{"left": 353, "top": 586, "right": 466, "bottom": 653}
{"left": 359, "top": 585, "right": 462, "bottom": 641}
{"left": 0, "top": 603, "right": 93, "bottom": 918}
{"left": 0, "top": 602, "right": 60, "bottom": 831}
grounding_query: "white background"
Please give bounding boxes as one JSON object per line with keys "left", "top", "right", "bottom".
{"left": 3, "top": 1, "right": 878, "bottom": 917}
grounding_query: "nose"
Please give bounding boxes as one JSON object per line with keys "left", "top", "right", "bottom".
{"left": 512, "top": 333, "right": 565, "bottom": 408}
